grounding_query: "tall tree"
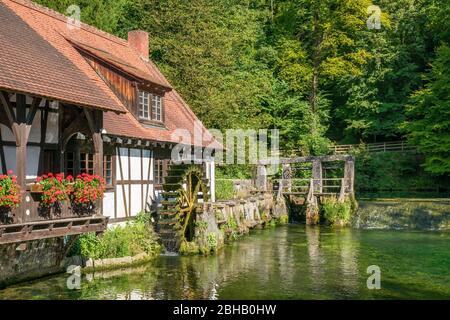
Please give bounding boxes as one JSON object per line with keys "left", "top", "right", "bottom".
{"left": 268, "top": 0, "right": 372, "bottom": 154}
{"left": 404, "top": 45, "right": 450, "bottom": 174}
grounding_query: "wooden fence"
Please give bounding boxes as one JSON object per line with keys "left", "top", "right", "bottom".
{"left": 330, "top": 141, "right": 416, "bottom": 154}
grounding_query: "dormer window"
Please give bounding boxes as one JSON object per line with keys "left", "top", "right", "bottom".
{"left": 138, "top": 90, "right": 163, "bottom": 122}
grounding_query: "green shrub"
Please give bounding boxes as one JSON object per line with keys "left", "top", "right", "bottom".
{"left": 215, "top": 179, "right": 235, "bottom": 200}
{"left": 220, "top": 217, "right": 239, "bottom": 241}
{"left": 179, "top": 239, "right": 199, "bottom": 255}
{"left": 321, "top": 197, "right": 352, "bottom": 226}
{"left": 73, "top": 212, "right": 161, "bottom": 259}
{"left": 207, "top": 233, "right": 218, "bottom": 252}
{"left": 278, "top": 214, "right": 289, "bottom": 224}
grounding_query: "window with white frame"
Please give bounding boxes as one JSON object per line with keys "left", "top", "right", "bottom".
{"left": 139, "top": 90, "right": 163, "bottom": 122}
{"left": 152, "top": 94, "right": 162, "bottom": 121}
{"left": 138, "top": 90, "right": 150, "bottom": 120}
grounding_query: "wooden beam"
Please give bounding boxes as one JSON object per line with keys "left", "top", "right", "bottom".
{"left": 0, "top": 128, "right": 7, "bottom": 174}
{"left": 26, "top": 97, "right": 42, "bottom": 125}
{"left": 0, "top": 91, "right": 16, "bottom": 126}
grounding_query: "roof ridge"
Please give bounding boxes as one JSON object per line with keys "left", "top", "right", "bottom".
{"left": 8, "top": 0, "right": 129, "bottom": 46}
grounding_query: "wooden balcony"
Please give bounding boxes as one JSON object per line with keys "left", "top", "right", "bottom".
{"left": 0, "top": 185, "right": 108, "bottom": 245}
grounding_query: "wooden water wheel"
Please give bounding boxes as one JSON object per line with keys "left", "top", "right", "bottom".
{"left": 158, "top": 164, "right": 209, "bottom": 252}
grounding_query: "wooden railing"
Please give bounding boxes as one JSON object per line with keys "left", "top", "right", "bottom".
{"left": 273, "top": 178, "right": 349, "bottom": 197}
{"left": 330, "top": 141, "right": 416, "bottom": 154}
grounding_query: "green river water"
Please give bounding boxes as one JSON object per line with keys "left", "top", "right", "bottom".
{"left": 0, "top": 225, "right": 448, "bottom": 300}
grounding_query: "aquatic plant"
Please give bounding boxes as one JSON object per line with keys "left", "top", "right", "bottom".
{"left": 278, "top": 214, "right": 289, "bottom": 225}
{"left": 179, "top": 239, "right": 200, "bottom": 255}
{"left": 321, "top": 196, "right": 353, "bottom": 226}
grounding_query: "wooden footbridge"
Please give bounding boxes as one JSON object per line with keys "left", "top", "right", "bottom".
{"left": 256, "top": 155, "right": 355, "bottom": 224}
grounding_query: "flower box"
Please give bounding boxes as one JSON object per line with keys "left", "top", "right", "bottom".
{"left": 29, "top": 183, "right": 43, "bottom": 193}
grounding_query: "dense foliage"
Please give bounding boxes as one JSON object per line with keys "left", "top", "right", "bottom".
{"left": 72, "top": 213, "right": 161, "bottom": 259}
{"left": 36, "top": 0, "right": 450, "bottom": 176}
{"left": 321, "top": 196, "right": 353, "bottom": 226}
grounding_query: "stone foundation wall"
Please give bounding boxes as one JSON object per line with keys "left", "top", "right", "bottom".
{"left": 185, "top": 193, "right": 288, "bottom": 254}
{"left": 0, "top": 238, "right": 66, "bottom": 288}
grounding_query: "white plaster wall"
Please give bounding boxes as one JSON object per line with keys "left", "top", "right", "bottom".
{"left": 0, "top": 124, "right": 14, "bottom": 142}
{"left": 26, "top": 146, "right": 40, "bottom": 179}
{"left": 129, "top": 148, "right": 141, "bottom": 180}
{"left": 4, "top": 146, "right": 16, "bottom": 173}
{"left": 102, "top": 192, "right": 115, "bottom": 219}
{"left": 115, "top": 184, "right": 129, "bottom": 219}
{"left": 130, "top": 185, "right": 142, "bottom": 216}
{"left": 117, "top": 147, "right": 129, "bottom": 181}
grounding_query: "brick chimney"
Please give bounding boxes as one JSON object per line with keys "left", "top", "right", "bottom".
{"left": 128, "top": 30, "right": 149, "bottom": 61}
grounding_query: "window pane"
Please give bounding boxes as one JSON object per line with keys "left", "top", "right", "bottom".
{"left": 139, "top": 91, "right": 150, "bottom": 120}
{"left": 152, "top": 95, "right": 162, "bottom": 121}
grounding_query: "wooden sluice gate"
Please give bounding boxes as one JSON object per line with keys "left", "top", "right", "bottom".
{"left": 256, "top": 155, "right": 355, "bottom": 225}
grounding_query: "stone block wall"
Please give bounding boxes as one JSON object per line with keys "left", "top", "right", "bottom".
{"left": 0, "top": 238, "right": 66, "bottom": 288}
{"left": 189, "top": 193, "right": 288, "bottom": 254}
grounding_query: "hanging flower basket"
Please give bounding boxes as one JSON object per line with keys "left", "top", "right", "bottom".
{"left": 35, "top": 173, "right": 69, "bottom": 208}
{"left": 71, "top": 173, "right": 106, "bottom": 215}
{"left": 29, "top": 183, "right": 43, "bottom": 193}
{"left": 0, "top": 170, "right": 21, "bottom": 223}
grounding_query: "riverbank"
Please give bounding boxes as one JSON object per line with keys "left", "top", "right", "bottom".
{"left": 1, "top": 225, "right": 448, "bottom": 300}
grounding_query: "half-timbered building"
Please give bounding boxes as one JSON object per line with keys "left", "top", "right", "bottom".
{"left": 0, "top": 0, "right": 220, "bottom": 245}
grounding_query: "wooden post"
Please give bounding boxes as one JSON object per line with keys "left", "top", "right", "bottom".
{"left": 282, "top": 163, "right": 291, "bottom": 193}
{"left": 338, "top": 178, "right": 345, "bottom": 202}
{"left": 84, "top": 109, "right": 104, "bottom": 177}
{"left": 312, "top": 159, "right": 322, "bottom": 193}
{"left": 305, "top": 178, "right": 319, "bottom": 225}
{"left": 256, "top": 164, "right": 267, "bottom": 192}
{"left": 84, "top": 109, "right": 104, "bottom": 215}
{"left": 344, "top": 156, "right": 355, "bottom": 194}
{"left": 0, "top": 93, "right": 41, "bottom": 223}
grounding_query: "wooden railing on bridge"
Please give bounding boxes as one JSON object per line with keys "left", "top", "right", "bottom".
{"left": 330, "top": 140, "right": 416, "bottom": 154}
{"left": 274, "top": 178, "right": 349, "bottom": 201}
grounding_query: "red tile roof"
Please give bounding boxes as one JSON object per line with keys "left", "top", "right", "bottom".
{"left": 0, "top": 0, "right": 125, "bottom": 113}
{"left": 1, "top": 0, "right": 222, "bottom": 149}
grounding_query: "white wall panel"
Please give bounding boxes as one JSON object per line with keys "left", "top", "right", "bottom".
{"left": 142, "top": 149, "right": 151, "bottom": 180}
{"left": 130, "top": 185, "right": 142, "bottom": 216}
{"left": 117, "top": 147, "right": 129, "bottom": 181}
{"left": 102, "top": 192, "right": 115, "bottom": 219}
{"left": 26, "top": 146, "right": 40, "bottom": 179}
{"left": 129, "top": 148, "right": 141, "bottom": 180}
{"left": 0, "top": 124, "right": 14, "bottom": 142}
{"left": 115, "top": 185, "right": 128, "bottom": 218}
{"left": 4, "top": 146, "right": 16, "bottom": 173}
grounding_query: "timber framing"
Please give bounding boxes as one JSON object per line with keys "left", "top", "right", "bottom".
{"left": 0, "top": 89, "right": 109, "bottom": 243}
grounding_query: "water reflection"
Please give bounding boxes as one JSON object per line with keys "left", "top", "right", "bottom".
{"left": 0, "top": 225, "right": 449, "bottom": 300}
